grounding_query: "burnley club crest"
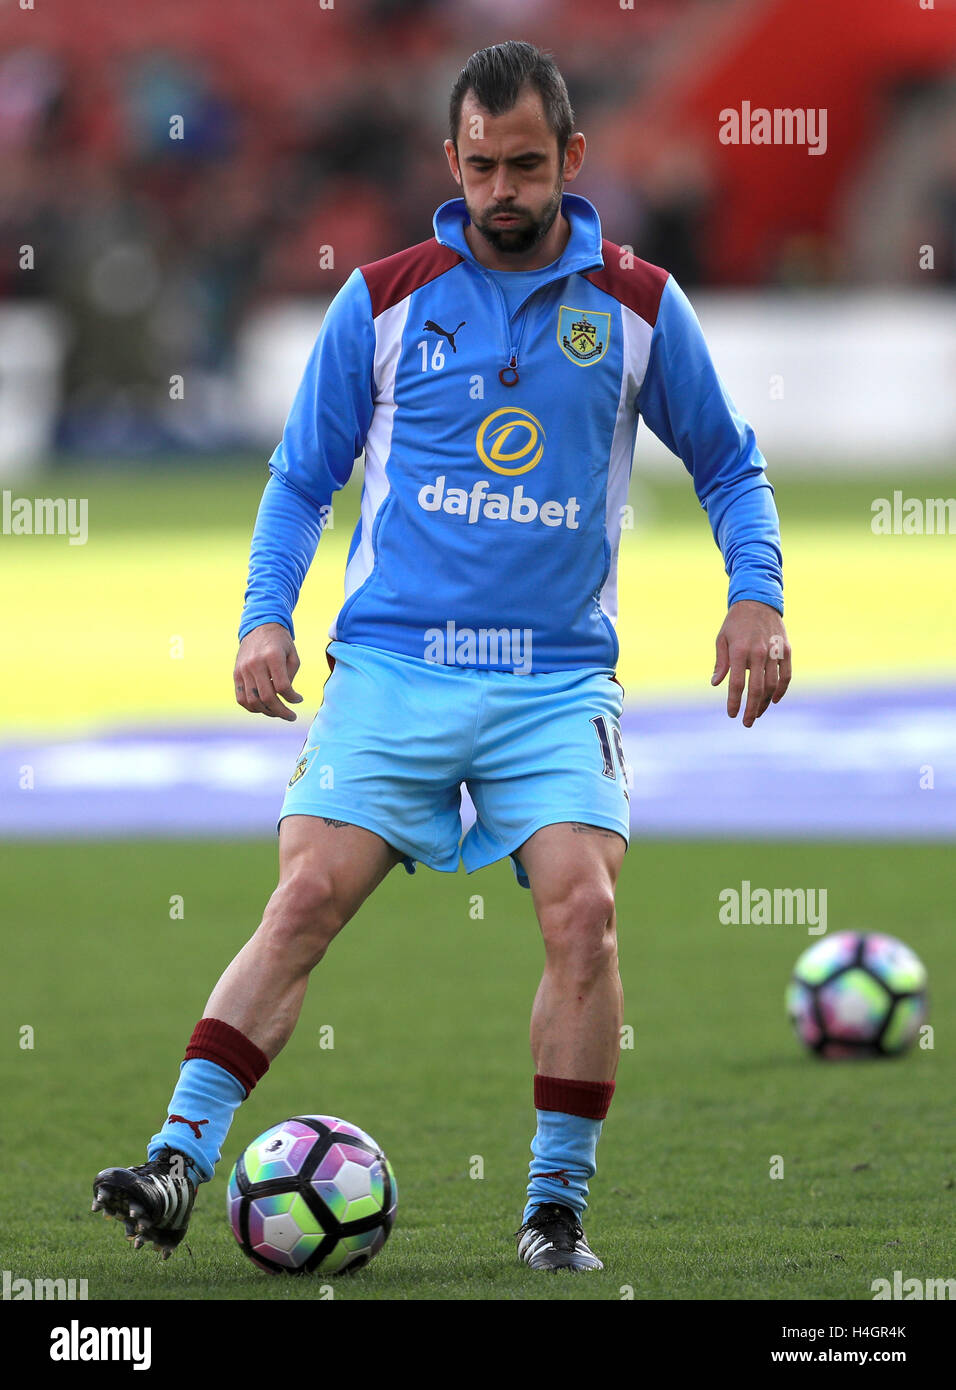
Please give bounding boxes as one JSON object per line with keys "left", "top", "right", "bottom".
{"left": 557, "top": 306, "right": 610, "bottom": 366}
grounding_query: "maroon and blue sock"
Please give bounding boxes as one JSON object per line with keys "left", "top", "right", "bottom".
{"left": 147, "top": 1018, "right": 269, "bottom": 1183}
{"left": 523, "top": 1074, "right": 615, "bottom": 1223}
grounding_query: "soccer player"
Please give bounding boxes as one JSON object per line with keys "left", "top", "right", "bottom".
{"left": 92, "top": 41, "right": 790, "bottom": 1272}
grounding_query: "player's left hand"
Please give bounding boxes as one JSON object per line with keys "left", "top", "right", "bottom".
{"left": 711, "top": 599, "right": 791, "bottom": 728}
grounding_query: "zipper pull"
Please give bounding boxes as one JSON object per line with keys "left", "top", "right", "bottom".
{"left": 499, "top": 355, "right": 519, "bottom": 387}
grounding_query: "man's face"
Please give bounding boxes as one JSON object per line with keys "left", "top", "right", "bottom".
{"left": 445, "top": 88, "right": 576, "bottom": 257}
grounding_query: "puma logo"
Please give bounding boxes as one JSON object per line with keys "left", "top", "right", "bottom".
{"left": 423, "top": 319, "right": 465, "bottom": 352}
{"left": 539, "top": 1168, "right": 573, "bottom": 1187}
{"left": 168, "top": 1115, "right": 209, "bottom": 1141}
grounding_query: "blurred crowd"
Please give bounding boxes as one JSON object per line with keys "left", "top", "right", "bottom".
{"left": 0, "top": 0, "right": 721, "bottom": 450}
{"left": 0, "top": 0, "right": 953, "bottom": 454}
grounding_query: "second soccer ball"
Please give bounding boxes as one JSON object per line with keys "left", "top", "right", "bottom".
{"left": 786, "top": 932, "right": 928, "bottom": 1059}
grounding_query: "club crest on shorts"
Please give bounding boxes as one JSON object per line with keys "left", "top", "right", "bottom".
{"left": 288, "top": 744, "right": 319, "bottom": 788}
{"left": 557, "top": 306, "right": 610, "bottom": 366}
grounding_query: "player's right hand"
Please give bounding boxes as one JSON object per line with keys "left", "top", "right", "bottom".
{"left": 234, "top": 622, "right": 304, "bottom": 721}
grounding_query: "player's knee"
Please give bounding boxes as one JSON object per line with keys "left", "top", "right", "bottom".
{"left": 261, "top": 868, "right": 348, "bottom": 962}
{"left": 539, "top": 881, "right": 617, "bottom": 978}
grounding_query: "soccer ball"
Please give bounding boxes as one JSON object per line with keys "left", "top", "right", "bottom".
{"left": 786, "top": 932, "right": 928, "bottom": 1059}
{"left": 228, "top": 1115, "right": 397, "bottom": 1275}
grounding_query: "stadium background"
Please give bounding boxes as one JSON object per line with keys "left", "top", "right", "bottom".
{"left": 1, "top": 0, "right": 954, "bottom": 1306}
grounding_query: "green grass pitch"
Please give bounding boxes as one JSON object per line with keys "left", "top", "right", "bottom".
{"left": 1, "top": 837, "right": 951, "bottom": 1302}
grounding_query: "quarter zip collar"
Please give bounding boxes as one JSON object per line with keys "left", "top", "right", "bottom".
{"left": 432, "top": 192, "right": 605, "bottom": 283}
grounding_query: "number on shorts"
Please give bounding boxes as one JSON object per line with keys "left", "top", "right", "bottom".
{"left": 590, "top": 715, "right": 628, "bottom": 799}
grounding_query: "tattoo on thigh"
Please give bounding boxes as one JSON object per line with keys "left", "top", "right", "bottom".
{"left": 321, "top": 817, "right": 350, "bottom": 828}
{"left": 571, "top": 822, "right": 618, "bottom": 839}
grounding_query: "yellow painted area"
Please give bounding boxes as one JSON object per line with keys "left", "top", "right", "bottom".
{"left": 616, "top": 523, "right": 956, "bottom": 697}
{"left": 3, "top": 518, "right": 952, "bottom": 735}
{"left": 4, "top": 527, "right": 348, "bottom": 734}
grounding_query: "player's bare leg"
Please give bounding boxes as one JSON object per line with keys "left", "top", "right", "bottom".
{"left": 513, "top": 820, "right": 626, "bottom": 1271}
{"left": 204, "top": 815, "right": 403, "bottom": 1059}
{"left": 520, "top": 821, "right": 625, "bottom": 1080}
{"left": 92, "top": 815, "right": 401, "bottom": 1255}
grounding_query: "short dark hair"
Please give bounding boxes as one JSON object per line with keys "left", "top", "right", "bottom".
{"left": 449, "top": 41, "right": 574, "bottom": 156}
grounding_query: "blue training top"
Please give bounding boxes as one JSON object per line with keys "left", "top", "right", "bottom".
{"left": 239, "top": 193, "right": 783, "bottom": 673}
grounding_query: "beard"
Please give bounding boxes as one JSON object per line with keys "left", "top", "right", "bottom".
{"left": 467, "top": 177, "right": 564, "bottom": 256}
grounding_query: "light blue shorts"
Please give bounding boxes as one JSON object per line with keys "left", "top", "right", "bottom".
{"left": 279, "top": 641, "right": 630, "bottom": 888}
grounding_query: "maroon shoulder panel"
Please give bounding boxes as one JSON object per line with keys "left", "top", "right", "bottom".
{"left": 360, "top": 238, "right": 463, "bottom": 319}
{"left": 584, "top": 241, "right": 669, "bottom": 327}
